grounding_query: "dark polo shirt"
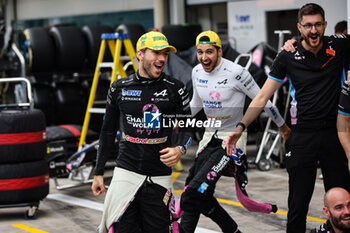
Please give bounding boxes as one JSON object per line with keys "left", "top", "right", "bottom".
{"left": 269, "top": 35, "right": 350, "bottom": 128}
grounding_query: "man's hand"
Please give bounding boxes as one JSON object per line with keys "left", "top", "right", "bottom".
{"left": 281, "top": 39, "right": 297, "bottom": 52}
{"left": 225, "top": 128, "right": 243, "bottom": 155}
{"left": 91, "top": 175, "right": 106, "bottom": 196}
{"left": 160, "top": 147, "right": 182, "bottom": 167}
{"left": 279, "top": 123, "right": 291, "bottom": 141}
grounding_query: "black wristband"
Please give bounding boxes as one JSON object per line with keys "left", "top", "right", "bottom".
{"left": 236, "top": 122, "right": 246, "bottom": 131}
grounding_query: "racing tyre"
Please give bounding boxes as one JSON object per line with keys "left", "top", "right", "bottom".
{"left": 32, "top": 83, "right": 56, "bottom": 125}
{"left": 116, "top": 24, "right": 146, "bottom": 50}
{"left": 23, "top": 27, "right": 55, "bottom": 72}
{"left": 82, "top": 25, "right": 114, "bottom": 70}
{"left": 0, "top": 109, "right": 46, "bottom": 164}
{"left": 0, "top": 159, "right": 49, "bottom": 204}
{"left": 54, "top": 82, "right": 87, "bottom": 125}
{"left": 49, "top": 26, "right": 87, "bottom": 71}
{"left": 161, "top": 24, "right": 202, "bottom": 51}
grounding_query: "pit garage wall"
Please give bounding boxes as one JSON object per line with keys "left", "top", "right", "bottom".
{"left": 15, "top": 0, "right": 153, "bottom": 20}
{"left": 4, "top": 0, "right": 154, "bottom": 47}
{"left": 16, "top": 10, "right": 154, "bottom": 31}
{"left": 228, "top": 0, "right": 347, "bottom": 53}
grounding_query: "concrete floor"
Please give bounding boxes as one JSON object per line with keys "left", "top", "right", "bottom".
{"left": 0, "top": 144, "right": 327, "bottom": 233}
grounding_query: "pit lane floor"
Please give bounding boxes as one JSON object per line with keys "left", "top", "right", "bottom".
{"left": 0, "top": 144, "right": 327, "bottom": 233}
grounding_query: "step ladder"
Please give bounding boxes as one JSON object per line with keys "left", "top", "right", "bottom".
{"left": 254, "top": 30, "right": 291, "bottom": 171}
{"left": 78, "top": 33, "right": 138, "bottom": 151}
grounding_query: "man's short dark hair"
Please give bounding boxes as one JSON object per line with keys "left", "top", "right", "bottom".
{"left": 335, "top": 20, "right": 347, "bottom": 34}
{"left": 198, "top": 36, "right": 220, "bottom": 51}
{"left": 298, "top": 3, "right": 325, "bottom": 23}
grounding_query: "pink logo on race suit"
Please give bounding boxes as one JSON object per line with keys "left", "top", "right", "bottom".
{"left": 142, "top": 103, "right": 158, "bottom": 112}
{"left": 133, "top": 104, "right": 161, "bottom": 135}
{"left": 207, "top": 171, "right": 217, "bottom": 181}
{"left": 209, "top": 91, "right": 221, "bottom": 101}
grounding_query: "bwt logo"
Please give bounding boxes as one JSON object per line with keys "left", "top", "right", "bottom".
{"left": 235, "top": 15, "right": 250, "bottom": 23}
{"left": 197, "top": 78, "right": 208, "bottom": 84}
{"left": 122, "top": 89, "right": 142, "bottom": 96}
{"left": 143, "top": 110, "right": 161, "bottom": 129}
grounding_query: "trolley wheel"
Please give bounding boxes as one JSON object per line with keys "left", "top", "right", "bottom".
{"left": 24, "top": 206, "right": 38, "bottom": 220}
{"left": 257, "top": 159, "right": 271, "bottom": 171}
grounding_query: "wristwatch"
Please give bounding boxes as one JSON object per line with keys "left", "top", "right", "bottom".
{"left": 236, "top": 122, "right": 246, "bottom": 131}
{"left": 177, "top": 145, "right": 186, "bottom": 155}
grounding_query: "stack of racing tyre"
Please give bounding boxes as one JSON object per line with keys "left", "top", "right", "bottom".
{"left": 0, "top": 109, "right": 49, "bottom": 215}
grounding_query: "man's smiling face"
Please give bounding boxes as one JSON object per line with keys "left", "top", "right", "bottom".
{"left": 297, "top": 14, "right": 327, "bottom": 53}
{"left": 196, "top": 44, "right": 222, "bottom": 73}
{"left": 137, "top": 48, "right": 169, "bottom": 79}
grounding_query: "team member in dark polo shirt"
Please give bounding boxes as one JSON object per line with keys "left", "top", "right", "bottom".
{"left": 226, "top": 3, "right": 350, "bottom": 233}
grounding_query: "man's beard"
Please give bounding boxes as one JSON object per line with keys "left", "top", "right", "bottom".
{"left": 329, "top": 210, "right": 350, "bottom": 231}
{"left": 201, "top": 55, "right": 219, "bottom": 72}
{"left": 302, "top": 31, "right": 324, "bottom": 49}
{"left": 142, "top": 61, "right": 162, "bottom": 79}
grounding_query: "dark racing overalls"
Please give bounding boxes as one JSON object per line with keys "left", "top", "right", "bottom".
{"left": 95, "top": 72, "right": 192, "bottom": 233}
{"left": 178, "top": 135, "right": 277, "bottom": 233}
{"left": 180, "top": 137, "right": 241, "bottom": 233}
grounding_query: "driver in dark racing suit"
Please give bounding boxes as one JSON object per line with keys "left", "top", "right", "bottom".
{"left": 91, "top": 31, "right": 192, "bottom": 233}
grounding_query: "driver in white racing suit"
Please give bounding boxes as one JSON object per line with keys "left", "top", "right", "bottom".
{"left": 179, "top": 30, "right": 291, "bottom": 233}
